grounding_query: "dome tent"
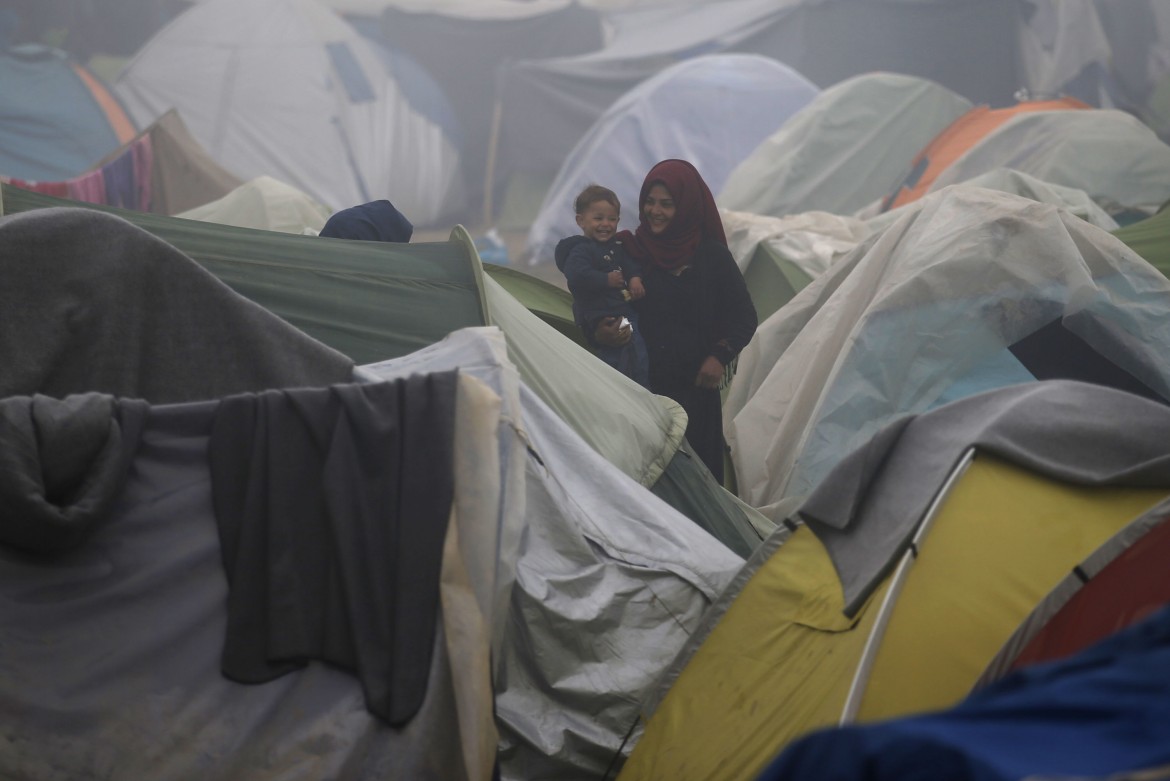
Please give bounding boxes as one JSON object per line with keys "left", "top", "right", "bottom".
{"left": 526, "top": 53, "right": 818, "bottom": 264}
{"left": 718, "top": 72, "right": 972, "bottom": 219}
{"left": 0, "top": 44, "right": 136, "bottom": 181}
{"left": 116, "top": 0, "right": 466, "bottom": 227}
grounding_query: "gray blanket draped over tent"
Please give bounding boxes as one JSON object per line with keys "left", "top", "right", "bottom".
{"left": 0, "top": 375, "right": 500, "bottom": 780}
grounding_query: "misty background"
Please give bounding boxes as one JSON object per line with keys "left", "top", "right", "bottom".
{"left": 2, "top": 0, "right": 1168, "bottom": 267}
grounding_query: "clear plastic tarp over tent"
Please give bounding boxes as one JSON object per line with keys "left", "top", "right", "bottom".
{"left": 726, "top": 186, "right": 1170, "bottom": 522}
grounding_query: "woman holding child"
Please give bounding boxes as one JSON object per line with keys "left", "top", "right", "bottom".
{"left": 606, "top": 158, "right": 758, "bottom": 483}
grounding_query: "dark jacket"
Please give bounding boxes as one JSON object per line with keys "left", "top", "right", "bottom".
{"left": 554, "top": 235, "right": 642, "bottom": 331}
{"left": 634, "top": 238, "right": 758, "bottom": 393}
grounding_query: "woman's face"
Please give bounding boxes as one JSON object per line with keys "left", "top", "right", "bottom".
{"left": 643, "top": 183, "right": 676, "bottom": 235}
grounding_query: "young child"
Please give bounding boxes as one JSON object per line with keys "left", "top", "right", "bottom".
{"left": 554, "top": 184, "right": 650, "bottom": 387}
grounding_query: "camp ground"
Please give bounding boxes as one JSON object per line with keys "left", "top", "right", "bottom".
{"left": 525, "top": 53, "right": 818, "bottom": 264}
{"left": 6, "top": 1, "right": 1170, "bottom": 777}
{"left": 115, "top": 0, "right": 468, "bottom": 226}
{"left": 717, "top": 72, "right": 973, "bottom": 220}
{"left": 494, "top": 0, "right": 1116, "bottom": 236}
{"left": 619, "top": 380, "right": 1170, "bottom": 781}
{"left": 0, "top": 203, "right": 752, "bottom": 780}
{"left": 726, "top": 186, "right": 1170, "bottom": 524}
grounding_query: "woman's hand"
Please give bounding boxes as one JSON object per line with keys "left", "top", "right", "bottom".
{"left": 594, "top": 316, "right": 633, "bottom": 347}
{"left": 695, "top": 355, "right": 724, "bottom": 389}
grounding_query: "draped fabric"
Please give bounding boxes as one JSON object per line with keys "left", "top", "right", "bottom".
{"left": 209, "top": 373, "right": 459, "bottom": 726}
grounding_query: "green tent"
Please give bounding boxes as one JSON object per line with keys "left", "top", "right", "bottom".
{"left": 1114, "top": 204, "right": 1170, "bottom": 279}
{"left": 742, "top": 240, "right": 816, "bottom": 324}
{"left": 0, "top": 183, "right": 769, "bottom": 555}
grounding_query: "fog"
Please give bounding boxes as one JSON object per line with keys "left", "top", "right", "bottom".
{"left": 3, "top": 0, "right": 1168, "bottom": 252}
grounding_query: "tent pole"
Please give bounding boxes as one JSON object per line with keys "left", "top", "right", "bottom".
{"left": 838, "top": 447, "right": 976, "bottom": 725}
{"left": 482, "top": 97, "right": 503, "bottom": 229}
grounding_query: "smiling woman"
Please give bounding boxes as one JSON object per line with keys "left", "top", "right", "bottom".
{"left": 614, "top": 159, "right": 758, "bottom": 483}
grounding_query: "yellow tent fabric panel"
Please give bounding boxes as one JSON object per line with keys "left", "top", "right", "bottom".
{"left": 619, "top": 526, "right": 886, "bottom": 781}
{"left": 621, "top": 452, "right": 1170, "bottom": 781}
{"left": 862, "top": 453, "right": 1168, "bottom": 720}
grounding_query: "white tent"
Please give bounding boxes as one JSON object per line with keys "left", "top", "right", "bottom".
{"left": 526, "top": 53, "right": 818, "bottom": 263}
{"left": 726, "top": 186, "right": 1170, "bottom": 523}
{"left": 176, "top": 176, "right": 333, "bottom": 234}
{"left": 115, "top": 0, "right": 466, "bottom": 226}
{"left": 718, "top": 72, "right": 972, "bottom": 219}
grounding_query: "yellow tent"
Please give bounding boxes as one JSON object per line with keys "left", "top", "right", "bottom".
{"left": 619, "top": 381, "right": 1170, "bottom": 781}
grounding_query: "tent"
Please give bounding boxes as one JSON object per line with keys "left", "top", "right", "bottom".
{"left": 880, "top": 96, "right": 1090, "bottom": 211}
{"left": 759, "top": 604, "right": 1170, "bottom": 780}
{"left": 177, "top": 176, "right": 334, "bottom": 235}
{"left": 372, "top": 0, "right": 603, "bottom": 221}
{"left": 493, "top": 0, "right": 1074, "bottom": 201}
{"left": 526, "top": 53, "right": 819, "bottom": 263}
{"left": 0, "top": 44, "right": 136, "bottom": 181}
{"left": 1114, "top": 204, "right": 1170, "bottom": 280}
{"left": 619, "top": 380, "right": 1170, "bottom": 781}
{"left": 99, "top": 109, "right": 245, "bottom": 216}
{"left": 0, "top": 205, "right": 747, "bottom": 779}
{"left": 2, "top": 108, "right": 244, "bottom": 216}
{"left": 722, "top": 208, "right": 868, "bottom": 323}
{"left": 2, "top": 183, "right": 773, "bottom": 552}
{"left": 920, "top": 108, "right": 1170, "bottom": 222}
{"left": 718, "top": 72, "right": 972, "bottom": 219}
{"left": 725, "top": 186, "right": 1170, "bottom": 523}
{"left": 115, "top": 0, "right": 466, "bottom": 226}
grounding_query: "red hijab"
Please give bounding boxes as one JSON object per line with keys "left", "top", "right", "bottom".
{"left": 618, "top": 159, "right": 727, "bottom": 271}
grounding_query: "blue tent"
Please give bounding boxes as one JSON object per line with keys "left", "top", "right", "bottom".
{"left": 759, "top": 604, "right": 1170, "bottom": 780}
{"left": 0, "top": 45, "right": 136, "bottom": 180}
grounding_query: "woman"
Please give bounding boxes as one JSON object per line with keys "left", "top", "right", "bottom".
{"left": 611, "top": 159, "right": 758, "bottom": 483}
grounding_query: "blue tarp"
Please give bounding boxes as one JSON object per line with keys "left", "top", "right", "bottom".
{"left": 759, "top": 605, "right": 1170, "bottom": 781}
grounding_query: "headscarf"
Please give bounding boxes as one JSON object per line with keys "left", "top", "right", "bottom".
{"left": 320, "top": 200, "right": 413, "bottom": 243}
{"left": 617, "top": 159, "right": 727, "bottom": 271}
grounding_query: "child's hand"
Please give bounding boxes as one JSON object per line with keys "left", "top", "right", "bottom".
{"left": 627, "top": 277, "right": 645, "bottom": 300}
{"left": 607, "top": 269, "right": 625, "bottom": 288}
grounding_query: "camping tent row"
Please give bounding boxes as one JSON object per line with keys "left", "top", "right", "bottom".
{"left": 719, "top": 74, "right": 1170, "bottom": 225}
{"left": 715, "top": 87, "right": 1170, "bottom": 325}
{"left": 494, "top": 0, "right": 1145, "bottom": 214}
{"left": 0, "top": 187, "right": 771, "bottom": 779}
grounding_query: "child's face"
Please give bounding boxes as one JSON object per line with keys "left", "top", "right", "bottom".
{"left": 575, "top": 200, "right": 620, "bottom": 243}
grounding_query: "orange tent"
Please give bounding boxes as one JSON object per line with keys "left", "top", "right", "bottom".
{"left": 881, "top": 97, "right": 1090, "bottom": 211}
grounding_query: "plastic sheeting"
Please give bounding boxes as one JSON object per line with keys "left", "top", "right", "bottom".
{"left": 116, "top": 0, "right": 466, "bottom": 225}
{"left": 718, "top": 72, "right": 972, "bottom": 219}
{"left": 359, "top": 328, "right": 743, "bottom": 780}
{"left": 726, "top": 186, "right": 1170, "bottom": 522}
{"left": 526, "top": 53, "right": 818, "bottom": 263}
